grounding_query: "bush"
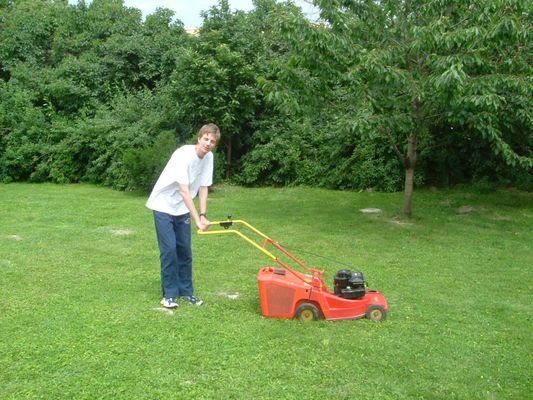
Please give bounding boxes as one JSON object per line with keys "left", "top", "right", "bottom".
{"left": 121, "top": 130, "right": 178, "bottom": 192}
{"left": 236, "top": 117, "right": 406, "bottom": 191}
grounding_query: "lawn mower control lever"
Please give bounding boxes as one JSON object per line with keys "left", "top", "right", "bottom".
{"left": 218, "top": 216, "right": 233, "bottom": 229}
{"left": 219, "top": 221, "right": 233, "bottom": 229}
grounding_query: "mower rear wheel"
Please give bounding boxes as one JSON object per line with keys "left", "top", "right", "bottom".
{"left": 295, "top": 303, "right": 321, "bottom": 321}
{"left": 366, "top": 305, "right": 386, "bottom": 322}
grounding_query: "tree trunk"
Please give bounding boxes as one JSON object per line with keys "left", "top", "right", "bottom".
{"left": 403, "top": 133, "right": 417, "bottom": 217}
{"left": 403, "top": 165, "right": 415, "bottom": 217}
{"left": 225, "top": 139, "right": 232, "bottom": 179}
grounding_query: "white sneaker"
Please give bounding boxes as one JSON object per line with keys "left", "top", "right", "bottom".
{"left": 180, "top": 295, "right": 204, "bottom": 306}
{"left": 160, "top": 297, "right": 179, "bottom": 309}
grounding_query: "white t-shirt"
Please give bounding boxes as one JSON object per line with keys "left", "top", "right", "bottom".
{"left": 146, "top": 145, "right": 214, "bottom": 216}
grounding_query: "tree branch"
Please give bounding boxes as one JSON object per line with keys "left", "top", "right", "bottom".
{"left": 380, "top": 127, "right": 407, "bottom": 166}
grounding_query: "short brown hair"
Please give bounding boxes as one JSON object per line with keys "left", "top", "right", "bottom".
{"left": 197, "top": 123, "right": 221, "bottom": 142}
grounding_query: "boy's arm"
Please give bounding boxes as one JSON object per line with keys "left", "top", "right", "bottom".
{"left": 198, "top": 186, "right": 209, "bottom": 224}
{"left": 179, "top": 184, "right": 209, "bottom": 231}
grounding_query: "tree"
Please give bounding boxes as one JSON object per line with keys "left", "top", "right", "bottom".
{"left": 167, "top": 0, "right": 266, "bottom": 179}
{"left": 0, "top": 0, "right": 190, "bottom": 185}
{"left": 0, "top": 0, "right": 64, "bottom": 69}
{"left": 264, "top": 0, "right": 532, "bottom": 215}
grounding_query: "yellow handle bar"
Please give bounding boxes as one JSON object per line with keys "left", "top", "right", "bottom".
{"left": 199, "top": 218, "right": 325, "bottom": 282}
{"left": 197, "top": 219, "right": 277, "bottom": 261}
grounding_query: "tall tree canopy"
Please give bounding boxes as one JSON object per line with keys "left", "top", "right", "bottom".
{"left": 258, "top": 0, "right": 532, "bottom": 215}
{"left": 0, "top": 0, "right": 530, "bottom": 213}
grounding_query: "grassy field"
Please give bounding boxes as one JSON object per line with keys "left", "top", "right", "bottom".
{"left": 1, "top": 183, "right": 532, "bottom": 399}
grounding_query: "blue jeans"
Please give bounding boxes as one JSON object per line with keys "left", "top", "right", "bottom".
{"left": 153, "top": 211, "right": 193, "bottom": 299}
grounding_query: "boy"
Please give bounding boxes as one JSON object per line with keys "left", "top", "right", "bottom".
{"left": 146, "top": 123, "right": 220, "bottom": 308}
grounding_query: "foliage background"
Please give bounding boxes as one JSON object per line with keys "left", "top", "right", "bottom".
{"left": 0, "top": 0, "right": 531, "bottom": 193}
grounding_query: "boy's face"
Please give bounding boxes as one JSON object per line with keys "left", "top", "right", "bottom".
{"left": 196, "top": 133, "right": 218, "bottom": 158}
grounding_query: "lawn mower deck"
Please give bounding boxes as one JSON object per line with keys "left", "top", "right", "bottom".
{"left": 258, "top": 266, "right": 387, "bottom": 321}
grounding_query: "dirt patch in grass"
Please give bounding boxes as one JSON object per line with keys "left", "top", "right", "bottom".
{"left": 6, "top": 235, "right": 23, "bottom": 241}
{"left": 218, "top": 291, "right": 241, "bottom": 300}
{"left": 152, "top": 307, "right": 175, "bottom": 315}
{"left": 456, "top": 205, "right": 475, "bottom": 214}
{"left": 360, "top": 208, "right": 382, "bottom": 214}
{"left": 389, "top": 217, "right": 415, "bottom": 226}
{"left": 110, "top": 229, "right": 134, "bottom": 236}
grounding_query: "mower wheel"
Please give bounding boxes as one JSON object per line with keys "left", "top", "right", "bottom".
{"left": 295, "top": 303, "right": 321, "bottom": 321}
{"left": 366, "top": 305, "right": 386, "bottom": 322}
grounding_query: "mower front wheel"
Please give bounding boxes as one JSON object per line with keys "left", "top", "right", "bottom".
{"left": 366, "top": 305, "right": 386, "bottom": 322}
{"left": 295, "top": 303, "right": 321, "bottom": 321}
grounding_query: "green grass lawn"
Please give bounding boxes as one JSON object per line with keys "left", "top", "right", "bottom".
{"left": 1, "top": 183, "right": 532, "bottom": 399}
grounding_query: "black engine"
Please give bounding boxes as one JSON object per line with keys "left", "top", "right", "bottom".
{"left": 333, "top": 269, "right": 366, "bottom": 299}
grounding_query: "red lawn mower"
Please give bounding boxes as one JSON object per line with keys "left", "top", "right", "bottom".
{"left": 199, "top": 218, "right": 388, "bottom": 322}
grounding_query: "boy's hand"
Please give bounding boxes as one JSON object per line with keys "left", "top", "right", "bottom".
{"left": 197, "top": 215, "right": 210, "bottom": 231}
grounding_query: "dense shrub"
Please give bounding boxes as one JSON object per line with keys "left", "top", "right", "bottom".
{"left": 236, "top": 117, "right": 406, "bottom": 191}
{"left": 121, "top": 129, "right": 177, "bottom": 192}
